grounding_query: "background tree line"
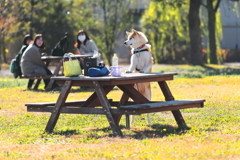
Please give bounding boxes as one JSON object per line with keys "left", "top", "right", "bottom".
{"left": 0, "top": 0, "right": 239, "bottom": 66}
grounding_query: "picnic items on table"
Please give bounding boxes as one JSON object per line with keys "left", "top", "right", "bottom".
{"left": 83, "top": 50, "right": 102, "bottom": 76}
{"left": 63, "top": 53, "right": 82, "bottom": 77}
{"left": 93, "top": 50, "right": 101, "bottom": 65}
{"left": 83, "top": 57, "right": 98, "bottom": 76}
{"left": 88, "top": 63, "right": 110, "bottom": 77}
{"left": 112, "top": 53, "right": 118, "bottom": 66}
{"left": 110, "top": 66, "right": 122, "bottom": 77}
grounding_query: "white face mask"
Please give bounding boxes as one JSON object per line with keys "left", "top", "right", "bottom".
{"left": 78, "top": 35, "right": 86, "bottom": 42}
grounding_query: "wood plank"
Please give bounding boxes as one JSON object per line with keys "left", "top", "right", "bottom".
{"left": 80, "top": 86, "right": 114, "bottom": 108}
{"left": 25, "top": 100, "right": 88, "bottom": 107}
{"left": 45, "top": 60, "right": 63, "bottom": 91}
{"left": 21, "top": 75, "right": 53, "bottom": 79}
{"left": 158, "top": 81, "right": 175, "bottom": 101}
{"left": 26, "top": 100, "right": 204, "bottom": 115}
{"left": 25, "top": 99, "right": 117, "bottom": 108}
{"left": 26, "top": 106, "right": 140, "bottom": 115}
{"left": 119, "top": 99, "right": 205, "bottom": 109}
{"left": 93, "top": 81, "right": 123, "bottom": 137}
{"left": 118, "top": 84, "right": 150, "bottom": 104}
{"left": 45, "top": 80, "right": 72, "bottom": 133}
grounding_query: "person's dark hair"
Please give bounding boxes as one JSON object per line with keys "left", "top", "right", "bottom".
{"left": 22, "top": 34, "right": 33, "bottom": 46}
{"left": 74, "top": 30, "right": 90, "bottom": 48}
{"left": 32, "top": 34, "right": 45, "bottom": 49}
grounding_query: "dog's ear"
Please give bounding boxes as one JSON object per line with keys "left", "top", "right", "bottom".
{"left": 132, "top": 29, "right": 139, "bottom": 33}
{"left": 132, "top": 29, "right": 140, "bottom": 36}
{"left": 126, "top": 31, "right": 131, "bottom": 36}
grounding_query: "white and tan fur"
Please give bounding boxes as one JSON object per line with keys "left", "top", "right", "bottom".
{"left": 124, "top": 29, "right": 153, "bottom": 123}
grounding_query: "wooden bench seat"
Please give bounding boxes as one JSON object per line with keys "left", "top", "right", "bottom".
{"left": 26, "top": 99, "right": 114, "bottom": 113}
{"left": 26, "top": 99, "right": 205, "bottom": 115}
{"left": 119, "top": 99, "right": 205, "bottom": 114}
{"left": 21, "top": 75, "right": 53, "bottom": 79}
{"left": 20, "top": 75, "right": 54, "bottom": 90}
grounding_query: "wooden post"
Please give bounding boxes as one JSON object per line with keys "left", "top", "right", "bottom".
{"left": 93, "top": 81, "right": 123, "bottom": 137}
{"left": 158, "top": 81, "right": 187, "bottom": 127}
{"left": 46, "top": 60, "right": 63, "bottom": 91}
{"left": 45, "top": 80, "right": 72, "bottom": 133}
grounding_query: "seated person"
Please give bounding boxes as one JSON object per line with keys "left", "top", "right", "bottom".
{"left": 74, "top": 30, "right": 100, "bottom": 70}
{"left": 74, "top": 30, "right": 98, "bottom": 55}
{"left": 20, "top": 34, "right": 58, "bottom": 90}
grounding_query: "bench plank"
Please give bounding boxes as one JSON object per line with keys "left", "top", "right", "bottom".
{"left": 25, "top": 100, "right": 87, "bottom": 107}
{"left": 119, "top": 99, "right": 205, "bottom": 110}
{"left": 21, "top": 75, "right": 53, "bottom": 79}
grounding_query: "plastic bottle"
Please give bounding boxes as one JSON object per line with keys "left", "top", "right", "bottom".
{"left": 112, "top": 53, "right": 118, "bottom": 66}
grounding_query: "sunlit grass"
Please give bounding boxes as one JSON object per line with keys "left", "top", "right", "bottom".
{"left": 0, "top": 65, "right": 240, "bottom": 159}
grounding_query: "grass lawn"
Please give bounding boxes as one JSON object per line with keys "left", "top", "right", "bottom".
{"left": 0, "top": 64, "right": 239, "bottom": 159}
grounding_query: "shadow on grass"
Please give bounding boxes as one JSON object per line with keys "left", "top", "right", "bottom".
{"left": 50, "top": 124, "right": 192, "bottom": 139}
{"left": 53, "top": 129, "right": 79, "bottom": 137}
{"left": 128, "top": 124, "right": 190, "bottom": 139}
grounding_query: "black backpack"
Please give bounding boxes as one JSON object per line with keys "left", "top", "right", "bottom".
{"left": 51, "top": 33, "right": 69, "bottom": 56}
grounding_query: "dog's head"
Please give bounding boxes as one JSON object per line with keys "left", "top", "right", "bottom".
{"left": 124, "top": 29, "right": 148, "bottom": 49}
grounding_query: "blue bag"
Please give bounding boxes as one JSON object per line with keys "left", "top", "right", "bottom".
{"left": 88, "top": 67, "right": 110, "bottom": 77}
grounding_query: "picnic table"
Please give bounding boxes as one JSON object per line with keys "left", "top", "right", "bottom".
{"left": 22, "top": 55, "right": 91, "bottom": 90}
{"left": 25, "top": 72, "right": 205, "bottom": 137}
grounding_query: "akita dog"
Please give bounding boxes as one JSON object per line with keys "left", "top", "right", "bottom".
{"left": 124, "top": 29, "right": 153, "bottom": 124}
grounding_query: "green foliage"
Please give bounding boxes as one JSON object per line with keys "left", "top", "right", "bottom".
{"left": 0, "top": 77, "right": 27, "bottom": 88}
{"left": 26, "top": 0, "right": 76, "bottom": 53}
{"left": 89, "top": 0, "right": 136, "bottom": 65}
{"left": 141, "top": 1, "right": 190, "bottom": 64}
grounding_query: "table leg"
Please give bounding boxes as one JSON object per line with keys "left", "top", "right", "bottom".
{"left": 45, "top": 80, "right": 72, "bottom": 133}
{"left": 117, "top": 92, "right": 130, "bottom": 128}
{"left": 92, "top": 81, "right": 123, "bottom": 137}
{"left": 118, "top": 84, "right": 149, "bottom": 104}
{"left": 45, "top": 60, "right": 63, "bottom": 91}
{"left": 158, "top": 81, "right": 187, "bottom": 127}
{"left": 158, "top": 81, "right": 175, "bottom": 101}
{"left": 118, "top": 84, "right": 151, "bottom": 129}
{"left": 80, "top": 86, "right": 114, "bottom": 108}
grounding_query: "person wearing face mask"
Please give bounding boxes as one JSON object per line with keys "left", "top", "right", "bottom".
{"left": 74, "top": 30, "right": 98, "bottom": 55}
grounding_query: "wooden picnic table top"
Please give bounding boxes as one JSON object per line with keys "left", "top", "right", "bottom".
{"left": 51, "top": 72, "right": 178, "bottom": 81}
{"left": 41, "top": 54, "right": 91, "bottom": 61}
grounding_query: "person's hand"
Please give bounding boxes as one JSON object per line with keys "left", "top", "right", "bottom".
{"left": 41, "top": 53, "right": 47, "bottom": 56}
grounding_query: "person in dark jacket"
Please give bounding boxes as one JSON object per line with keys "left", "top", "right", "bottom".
{"left": 21, "top": 34, "right": 57, "bottom": 90}
{"left": 14, "top": 34, "right": 33, "bottom": 78}
{"left": 20, "top": 34, "right": 33, "bottom": 55}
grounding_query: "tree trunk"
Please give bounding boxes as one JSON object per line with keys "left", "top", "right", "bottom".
{"left": 207, "top": 0, "right": 219, "bottom": 64}
{"left": 2, "top": 34, "right": 7, "bottom": 63}
{"left": 188, "top": 0, "right": 203, "bottom": 65}
{"left": 0, "top": 35, "right": 2, "bottom": 63}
